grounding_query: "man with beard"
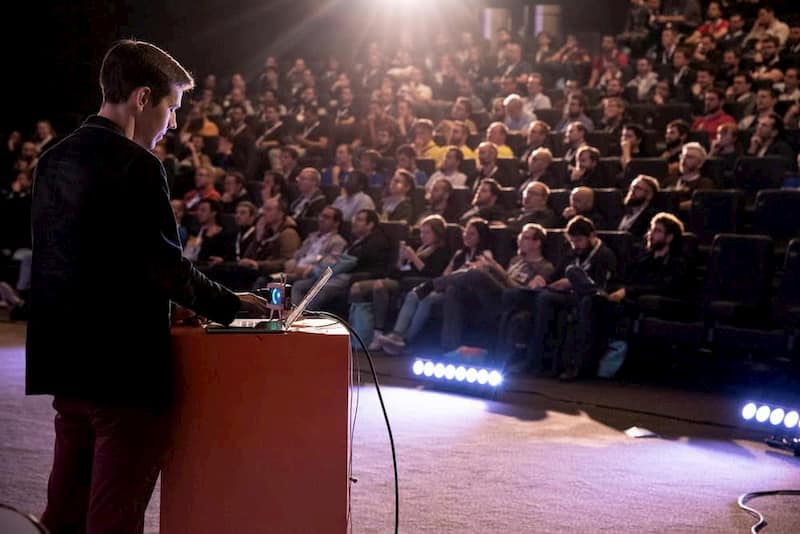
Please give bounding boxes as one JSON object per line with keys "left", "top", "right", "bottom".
{"left": 708, "top": 123, "right": 741, "bottom": 187}
{"left": 738, "top": 87, "right": 778, "bottom": 131}
{"left": 416, "top": 177, "right": 460, "bottom": 224}
{"left": 617, "top": 175, "right": 659, "bottom": 242}
{"left": 691, "top": 89, "right": 735, "bottom": 139}
{"left": 446, "top": 120, "right": 477, "bottom": 161}
{"left": 608, "top": 212, "right": 690, "bottom": 307}
{"left": 568, "top": 146, "right": 610, "bottom": 189}
{"left": 509, "top": 216, "right": 618, "bottom": 378}
{"left": 598, "top": 97, "right": 626, "bottom": 139}
{"left": 519, "top": 120, "right": 552, "bottom": 168}
{"left": 332, "top": 171, "right": 376, "bottom": 222}
{"left": 746, "top": 113, "right": 794, "bottom": 161}
{"left": 555, "top": 94, "right": 595, "bottom": 133}
{"left": 563, "top": 121, "right": 589, "bottom": 166}
{"left": 225, "top": 103, "right": 256, "bottom": 174}
{"left": 426, "top": 147, "right": 468, "bottom": 191}
{"left": 672, "top": 142, "right": 714, "bottom": 211}
{"left": 751, "top": 36, "right": 785, "bottom": 84}
{"left": 660, "top": 119, "right": 689, "bottom": 179}
{"left": 459, "top": 178, "right": 507, "bottom": 224}
{"left": 472, "top": 141, "right": 514, "bottom": 189}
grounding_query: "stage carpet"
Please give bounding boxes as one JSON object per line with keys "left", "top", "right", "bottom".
{"left": 2, "top": 323, "right": 799, "bottom": 533}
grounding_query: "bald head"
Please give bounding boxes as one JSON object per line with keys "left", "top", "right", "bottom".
{"left": 570, "top": 186, "right": 594, "bottom": 213}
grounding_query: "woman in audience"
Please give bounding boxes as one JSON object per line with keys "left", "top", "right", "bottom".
{"left": 350, "top": 215, "right": 451, "bottom": 349}
{"left": 376, "top": 217, "right": 491, "bottom": 355}
{"left": 380, "top": 169, "right": 415, "bottom": 223}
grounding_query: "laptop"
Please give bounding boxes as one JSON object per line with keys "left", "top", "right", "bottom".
{"left": 206, "top": 267, "right": 333, "bottom": 334}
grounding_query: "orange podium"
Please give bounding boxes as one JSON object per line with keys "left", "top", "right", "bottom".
{"left": 161, "top": 319, "right": 351, "bottom": 534}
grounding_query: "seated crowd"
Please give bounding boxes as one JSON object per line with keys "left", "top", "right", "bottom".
{"left": 3, "top": 0, "right": 800, "bottom": 377}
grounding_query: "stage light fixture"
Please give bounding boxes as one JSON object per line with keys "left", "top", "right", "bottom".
{"left": 742, "top": 402, "right": 757, "bottom": 420}
{"left": 411, "top": 359, "right": 504, "bottom": 388}
{"left": 455, "top": 366, "right": 467, "bottom": 381}
{"left": 434, "top": 363, "right": 446, "bottom": 378}
{"left": 769, "top": 408, "right": 785, "bottom": 426}
{"left": 740, "top": 401, "right": 800, "bottom": 456}
{"left": 784, "top": 411, "right": 799, "bottom": 429}
{"left": 444, "top": 365, "right": 456, "bottom": 380}
{"left": 755, "top": 405, "right": 771, "bottom": 423}
{"left": 466, "top": 368, "right": 478, "bottom": 383}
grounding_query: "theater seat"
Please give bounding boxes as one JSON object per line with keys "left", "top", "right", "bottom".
{"left": 416, "top": 158, "right": 436, "bottom": 178}
{"left": 450, "top": 187, "right": 472, "bottom": 219}
{"left": 623, "top": 158, "right": 668, "bottom": 187}
{"left": 703, "top": 234, "right": 774, "bottom": 327}
{"left": 712, "top": 238, "right": 800, "bottom": 357}
{"left": 593, "top": 188, "right": 624, "bottom": 229}
{"left": 445, "top": 223, "right": 464, "bottom": 255}
{"left": 596, "top": 230, "right": 633, "bottom": 280}
{"left": 689, "top": 189, "right": 744, "bottom": 245}
{"left": 543, "top": 228, "right": 569, "bottom": 267}
{"left": 653, "top": 190, "right": 681, "bottom": 214}
{"left": 536, "top": 109, "right": 562, "bottom": 129}
{"left": 488, "top": 225, "right": 516, "bottom": 267}
{"left": 733, "top": 156, "right": 791, "bottom": 200}
{"left": 753, "top": 189, "right": 800, "bottom": 252}
{"left": 379, "top": 221, "right": 410, "bottom": 266}
{"left": 547, "top": 189, "right": 571, "bottom": 218}
{"left": 499, "top": 187, "right": 519, "bottom": 212}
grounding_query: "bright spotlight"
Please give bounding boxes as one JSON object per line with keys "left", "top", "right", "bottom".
{"left": 412, "top": 360, "right": 424, "bottom": 375}
{"left": 769, "top": 408, "right": 785, "bottom": 426}
{"left": 455, "top": 366, "right": 467, "bottom": 381}
{"left": 477, "top": 369, "right": 489, "bottom": 384}
{"left": 423, "top": 361, "right": 435, "bottom": 377}
{"left": 444, "top": 365, "right": 456, "bottom": 380}
{"left": 434, "top": 363, "right": 446, "bottom": 378}
{"left": 742, "top": 402, "right": 757, "bottom": 420}
{"left": 784, "top": 411, "right": 799, "bottom": 429}
{"left": 466, "top": 368, "right": 478, "bottom": 383}
{"left": 756, "top": 405, "right": 771, "bottom": 423}
{"left": 488, "top": 370, "right": 503, "bottom": 386}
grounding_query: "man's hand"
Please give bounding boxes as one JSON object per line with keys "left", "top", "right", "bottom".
{"left": 238, "top": 258, "right": 259, "bottom": 270}
{"left": 562, "top": 206, "right": 577, "bottom": 219}
{"left": 236, "top": 292, "right": 269, "bottom": 316}
{"left": 527, "top": 275, "right": 547, "bottom": 289}
{"left": 607, "top": 288, "right": 626, "bottom": 302}
{"left": 569, "top": 166, "right": 586, "bottom": 182}
{"left": 208, "top": 256, "right": 224, "bottom": 266}
{"left": 548, "top": 278, "right": 571, "bottom": 291}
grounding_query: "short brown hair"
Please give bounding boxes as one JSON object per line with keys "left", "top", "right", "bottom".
{"left": 100, "top": 40, "right": 194, "bottom": 105}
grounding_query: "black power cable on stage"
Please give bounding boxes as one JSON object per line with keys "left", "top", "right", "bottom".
{"left": 307, "top": 311, "right": 399, "bottom": 534}
{"left": 737, "top": 490, "right": 800, "bottom": 533}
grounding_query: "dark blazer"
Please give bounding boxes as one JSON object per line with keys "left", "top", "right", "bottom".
{"left": 26, "top": 115, "right": 241, "bottom": 408}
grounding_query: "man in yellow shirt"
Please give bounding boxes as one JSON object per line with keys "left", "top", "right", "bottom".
{"left": 412, "top": 119, "right": 446, "bottom": 167}
{"left": 486, "top": 122, "right": 515, "bottom": 159}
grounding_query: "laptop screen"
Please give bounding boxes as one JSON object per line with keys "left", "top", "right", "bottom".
{"left": 283, "top": 266, "right": 333, "bottom": 328}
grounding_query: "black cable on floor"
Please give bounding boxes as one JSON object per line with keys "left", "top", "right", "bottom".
{"left": 308, "top": 311, "right": 399, "bottom": 534}
{"left": 737, "top": 490, "right": 800, "bottom": 533}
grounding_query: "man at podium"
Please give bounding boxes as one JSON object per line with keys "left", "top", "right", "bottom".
{"left": 25, "top": 40, "right": 267, "bottom": 534}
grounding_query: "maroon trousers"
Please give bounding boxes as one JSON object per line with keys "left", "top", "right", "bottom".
{"left": 40, "top": 397, "right": 169, "bottom": 534}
